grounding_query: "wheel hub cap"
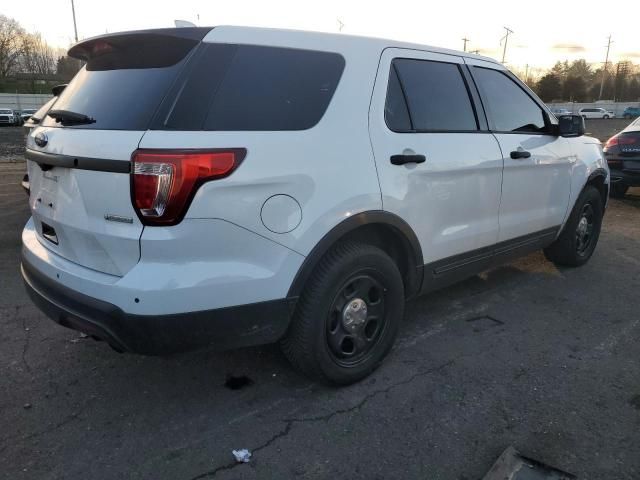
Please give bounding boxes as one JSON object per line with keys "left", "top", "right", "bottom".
{"left": 342, "top": 298, "right": 368, "bottom": 332}
{"left": 577, "top": 217, "right": 588, "bottom": 237}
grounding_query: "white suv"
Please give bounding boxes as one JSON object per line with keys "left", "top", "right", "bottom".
{"left": 22, "top": 27, "right": 609, "bottom": 385}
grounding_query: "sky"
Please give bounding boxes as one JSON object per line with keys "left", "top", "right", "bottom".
{"left": 2, "top": 0, "right": 639, "bottom": 73}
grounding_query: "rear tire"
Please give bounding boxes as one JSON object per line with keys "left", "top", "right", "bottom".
{"left": 281, "top": 241, "right": 404, "bottom": 385}
{"left": 603, "top": 115, "right": 610, "bottom": 119}
{"left": 544, "top": 186, "right": 603, "bottom": 267}
{"left": 610, "top": 183, "right": 629, "bottom": 198}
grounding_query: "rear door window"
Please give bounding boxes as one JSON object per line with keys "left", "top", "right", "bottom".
{"left": 158, "top": 44, "right": 345, "bottom": 131}
{"left": 385, "top": 58, "right": 478, "bottom": 132}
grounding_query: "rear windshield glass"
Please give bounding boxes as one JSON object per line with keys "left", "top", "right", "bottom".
{"left": 41, "top": 40, "right": 344, "bottom": 131}
{"left": 156, "top": 44, "right": 345, "bottom": 131}
{"left": 41, "top": 35, "right": 198, "bottom": 130}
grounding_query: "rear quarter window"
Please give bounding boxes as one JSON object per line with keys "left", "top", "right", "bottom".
{"left": 157, "top": 44, "right": 345, "bottom": 131}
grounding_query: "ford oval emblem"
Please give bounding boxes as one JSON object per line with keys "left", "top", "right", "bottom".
{"left": 34, "top": 132, "right": 48, "bottom": 148}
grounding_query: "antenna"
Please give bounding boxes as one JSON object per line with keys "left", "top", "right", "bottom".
{"left": 500, "top": 26, "right": 513, "bottom": 64}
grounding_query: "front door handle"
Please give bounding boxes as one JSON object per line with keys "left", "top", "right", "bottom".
{"left": 390, "top": 154, "right": 426, "bottom": 165}
{"left": 510, "top": 150, "right": 531, "bottom": 159}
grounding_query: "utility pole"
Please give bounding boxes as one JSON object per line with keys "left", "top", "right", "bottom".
{"left": 500, "top": 26, "right": 513, "bottom": 64}
{"left": 462, "top": 37, "right": 470, "bottom": 52}
{"left": 598, "top": 35, "right": 613, "bottom": 100}
{"left": 70, "top": 0, "right": 79, "bottom": 43}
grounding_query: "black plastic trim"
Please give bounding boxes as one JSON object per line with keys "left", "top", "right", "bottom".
{"left": 421, "top": 226, "right": 560, "bottom": 294}
{"left": 22, "top": 255, "right": 291, "bottom": 355}
{"left": 26, "top": 149, "right": 130, "bottom": 173}
{"left": 286, "top": 211, "right": 424, "bottom": 299}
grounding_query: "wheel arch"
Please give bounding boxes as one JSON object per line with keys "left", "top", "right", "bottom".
{"left": 287, "top": 211, "right": 424, "bottom": 301}
{"left": 586, "top": 167, "right": 609, "bottom": 207}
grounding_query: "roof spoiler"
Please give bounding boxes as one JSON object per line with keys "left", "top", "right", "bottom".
{"left": 68, "top": 27, "right": 213, "bottom": 61}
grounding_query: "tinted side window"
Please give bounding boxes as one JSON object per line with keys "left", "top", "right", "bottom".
{"left": 160, "top": 44, "right": 345, "bottom": 131}
{"left": 384, "top": 64, "right": 412, "bottom": 131}
{"left": 389, "top": 58, "right": 477, "bottom": 131}
{"left": 473, "top": 67, "right": 546, "bottom": 133}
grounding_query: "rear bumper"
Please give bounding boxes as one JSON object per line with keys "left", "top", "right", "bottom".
{"left": 609, "top": 168, "right": 640, "bottom": 187}
{"left": 22, "top": 255, "right": 293, "bottom": 354}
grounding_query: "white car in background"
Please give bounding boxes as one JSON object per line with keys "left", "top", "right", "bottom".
{"left": 22, "top": 26, "right": 609, "bottom": 385}
{"left": 0, "top": 108, "right": 19, "bottom": 125}
{"left": 579, "top": 107, "right": 615, "bottom": 119}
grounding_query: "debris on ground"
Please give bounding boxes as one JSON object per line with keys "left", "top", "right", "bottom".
{"left": 232, "top": 449, "right": 251, "bottom": 463}
{"left": 483, "top": 446, "right": 575, "bottom": 479}
{"left": 23, "top": 403, "right": 32, "bottom": 409}
{"left": 224, "top": 375, "right": 254, "bottom": 390}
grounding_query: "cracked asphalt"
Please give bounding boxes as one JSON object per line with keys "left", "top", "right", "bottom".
{"left": 1, "top": 124, "right": 640, "bottom": 479}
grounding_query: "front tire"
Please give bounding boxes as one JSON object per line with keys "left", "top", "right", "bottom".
{"left": 544, "top": 186, "right": 603, "bottom": 267}
{"left": 281, "top": 241, "right": 404, "bottom": 385}
{"left": 603, "top": 115, "right": 610, "bottom": 119}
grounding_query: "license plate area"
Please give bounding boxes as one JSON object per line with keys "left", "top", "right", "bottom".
{"left": 41, "top": 221, "right": 58, "bottom": 245}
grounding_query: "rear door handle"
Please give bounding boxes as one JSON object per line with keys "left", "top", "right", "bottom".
{"left": 510, "top": 150, "right": 531, "bottom": 159}
{"left": 390, "top": 154, "right": 426, "bottom": 165}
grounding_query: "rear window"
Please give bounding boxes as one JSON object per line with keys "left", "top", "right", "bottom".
{"left": 41, "top": 34, "right": 200, "bottom": 130}
{"left": 156, "top": 44, "right": 345, "bottom": 131}
{"left": 42, "top": 40, "right": 344, "bottom": 132}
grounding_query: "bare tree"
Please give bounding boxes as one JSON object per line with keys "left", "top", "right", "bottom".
{"left": 19, "top": 33, "right": 58, "bottom": 75}
{"left": 0, "top": 15, "right": 26, "bottom": 77}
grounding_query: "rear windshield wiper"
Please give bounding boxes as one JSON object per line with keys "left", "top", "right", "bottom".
{"left": 48, "top": 109, "right": 96, "bottom": 126}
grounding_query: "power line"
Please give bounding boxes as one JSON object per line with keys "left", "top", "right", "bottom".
{"left": 500, "top": 26, "right": 513, "bottom": 64}
{"left": 598, "top": 35, "right": 613, "bottom": 100}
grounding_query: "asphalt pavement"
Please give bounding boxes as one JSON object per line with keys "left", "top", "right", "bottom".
{"left": 1, "top": 123, "right": 639, "bottom": 479}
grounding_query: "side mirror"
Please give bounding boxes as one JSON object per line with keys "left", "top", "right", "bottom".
{"left": 51, "top": 84, "right": 67, "bottom": 96}
{"left": 557, "top": 115, "right": 585, "bottom": 137}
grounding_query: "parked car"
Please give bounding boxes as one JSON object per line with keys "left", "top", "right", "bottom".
{"left": 550, "top": 108, "right": 572, "bottom": 116}
{"left": 22, "top": 27, "right": 608, "bottom": 385}
{"left": 579, "top": 107, "right": 615, "bottom": 119}
{"left": 604, "top": 116, "right": 640, "bottom": 198}
{"left": 622, "top": 107, "right": 640, "bottom": 119}
{"left": 0, "top": 108, "right": 19, "bottom": 125}
{"left": 20, "top": 109, "right": 37, "bottom": 122}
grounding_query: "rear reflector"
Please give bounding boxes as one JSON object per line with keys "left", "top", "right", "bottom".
{"left": 131, "top": 149, "right": 246, "bottom": 226}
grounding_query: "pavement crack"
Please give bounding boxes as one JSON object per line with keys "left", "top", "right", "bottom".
{"left": 19, "top": 306, "right": 31, "bottom": 373}
{"left": 187, "top": 359, "right": 454, "bottom": 479}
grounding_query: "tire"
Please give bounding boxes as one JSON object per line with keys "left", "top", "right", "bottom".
{"left": 281, "top": 241, "right": 405, "bottom": 385}
{"left": 624, "top": 114, "right": 632, "bottom": 119}
{"left": 544, "top": 186, "right": 603, "bottom": 267}
{"left": 603, "top": 115, "right": 610, "bottom": 119}
{"left": 610, "top": 183, "right": 629, "bottom": 199}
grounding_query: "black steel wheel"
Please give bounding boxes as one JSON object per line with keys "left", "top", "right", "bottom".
{"left": 282, "top": 241, "right": 404, "bottom": 385}
{"left": 544, "top": 186, "right": 603, "bottom": 267}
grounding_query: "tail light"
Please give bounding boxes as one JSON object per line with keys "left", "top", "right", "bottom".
{"left": 604, "top": 135, "right": 637, "bottom": 150}
{"left": 131, "top": 149, "right": 246, "bottom": 226}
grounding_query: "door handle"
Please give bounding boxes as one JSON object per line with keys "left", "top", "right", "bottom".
{"left": 510, "top": 150, "right": 531, "bottom": 159}
{"left": 390, "top": 154, "right": 426, "bottom": 165}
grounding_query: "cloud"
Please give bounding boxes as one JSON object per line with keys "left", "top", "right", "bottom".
{"left": 552, "top": 43, "right": 586, "bottom": 52}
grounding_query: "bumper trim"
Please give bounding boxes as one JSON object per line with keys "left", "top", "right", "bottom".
{"left": 21, "top": 256, "right": 293, "bottom": 355}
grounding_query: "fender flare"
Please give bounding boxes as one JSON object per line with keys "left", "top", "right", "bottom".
{"left": 286, "top": 211, "right": 424, "bottom": 300}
